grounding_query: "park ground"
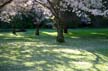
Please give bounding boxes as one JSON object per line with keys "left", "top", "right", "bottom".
{"left": 0, "top": 29, "right": 108, "bottom": 71}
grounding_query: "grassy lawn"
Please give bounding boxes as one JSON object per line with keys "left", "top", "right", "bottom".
{"left": 0, "top": 29, "right": 108, "bottom": 71}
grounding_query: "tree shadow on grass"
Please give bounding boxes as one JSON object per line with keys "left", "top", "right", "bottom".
{"left": 0, "top": 43, "right": 108, "bottom": 71}
{"left": 0, "top": 29, "right": 108, "bottom": 71}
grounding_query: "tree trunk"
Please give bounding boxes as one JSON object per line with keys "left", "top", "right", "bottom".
{"left": 63, "top": 24, "right": 68, "bottom": 33}
{"left": 56, "top": 23, "right": 64, "bottom": 43}
{"left": 35, "top": 24, "right": 39, "bottom": 36}
{"left": 21, "top": 22, "right": 26, "bottom": 32}
{"left": 12, "top": 23, "right": 16, "bottom": 35}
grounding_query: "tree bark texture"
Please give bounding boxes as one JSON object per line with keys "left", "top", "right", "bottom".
{"left": 56, "top": 21, "right": 64, "bottom": 43}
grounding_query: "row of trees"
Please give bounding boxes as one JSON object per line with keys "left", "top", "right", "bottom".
{"left": 31, "top": 0, "right": 108, "bottom": 42}
{"left": 0, "top": 0, "right": 108, "bottom": 43}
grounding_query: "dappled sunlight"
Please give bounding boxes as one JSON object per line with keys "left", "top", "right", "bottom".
{"left": 0, "top": 29, "right": 108, "bottom": 71}
{"left": 0, "top": 34, "right": 4, "bottom": 36}
{"left": 67, "top": 29, "right": 108, "bottom": 39}
{"left": 70, "top": 36, "right": 80, "bottom": 39}
{"left": 0, "top": 33, "right": 14, "bottom": 37}
{"left": 91, "top": 32, "right": 108, "bottom": 36}
{"left": 42, "top": 31, "right": 57, "bottom": 36}
{"left": 52, "top": 49, "right": 81, "bottom": 54}
{"left": 54, "top": 49, "right": 96, "bottom": 60}
{"left": 0, "top": 41, "right": 108, "bottom": 71}
{"left": 23, "top": 62, "right": 36, "bottom": 67}
{"left": 71, "top": 61, "right": 92, "bottom": 69}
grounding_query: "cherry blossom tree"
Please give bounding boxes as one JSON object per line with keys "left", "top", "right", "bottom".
{"left": 1, "top": 0, "right": 108, "bottom": 42}
{"left": 0, "top": 0, "right": 31, "bottom": 34}
{"left": 33, "top": 0, "right": 107, "bottom": 42}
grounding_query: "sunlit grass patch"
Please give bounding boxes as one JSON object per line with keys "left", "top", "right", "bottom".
{"left": 0, "top": 29, "right": 108, "bottom": 71}
{"left": 42, "top": 31, "right": 57, "bottom": 36}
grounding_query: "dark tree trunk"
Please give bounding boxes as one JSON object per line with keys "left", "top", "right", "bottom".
{"left": 63, "top": 24, "right": 68, "bottom": 33}
{"left": 64, "top": 28, "right": 68, "bottom": 33}
{"left": 21, "top": 22, "right": 26, "bottom": 32}
{"left": 56, "top": 23, "right": 64, "bottom": 43}
{"left": 35, "top": 24, "right": 40, "bottom": 36}
{"left": 12, "top": 23, "right": 16, "bottom": 35}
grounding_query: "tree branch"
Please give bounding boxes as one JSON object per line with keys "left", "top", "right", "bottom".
{"left": 34, "top": 0, "right": 59, "bottom": 20}
{"left": 0, "top": 0, "right": 13, "bottom": 9}
{"left": 34, "top": 0, "right": 50, "bottom": 9}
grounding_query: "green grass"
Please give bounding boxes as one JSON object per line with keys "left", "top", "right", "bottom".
{"left": 0, "top": 29, "right": 108, "bottom": 71}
